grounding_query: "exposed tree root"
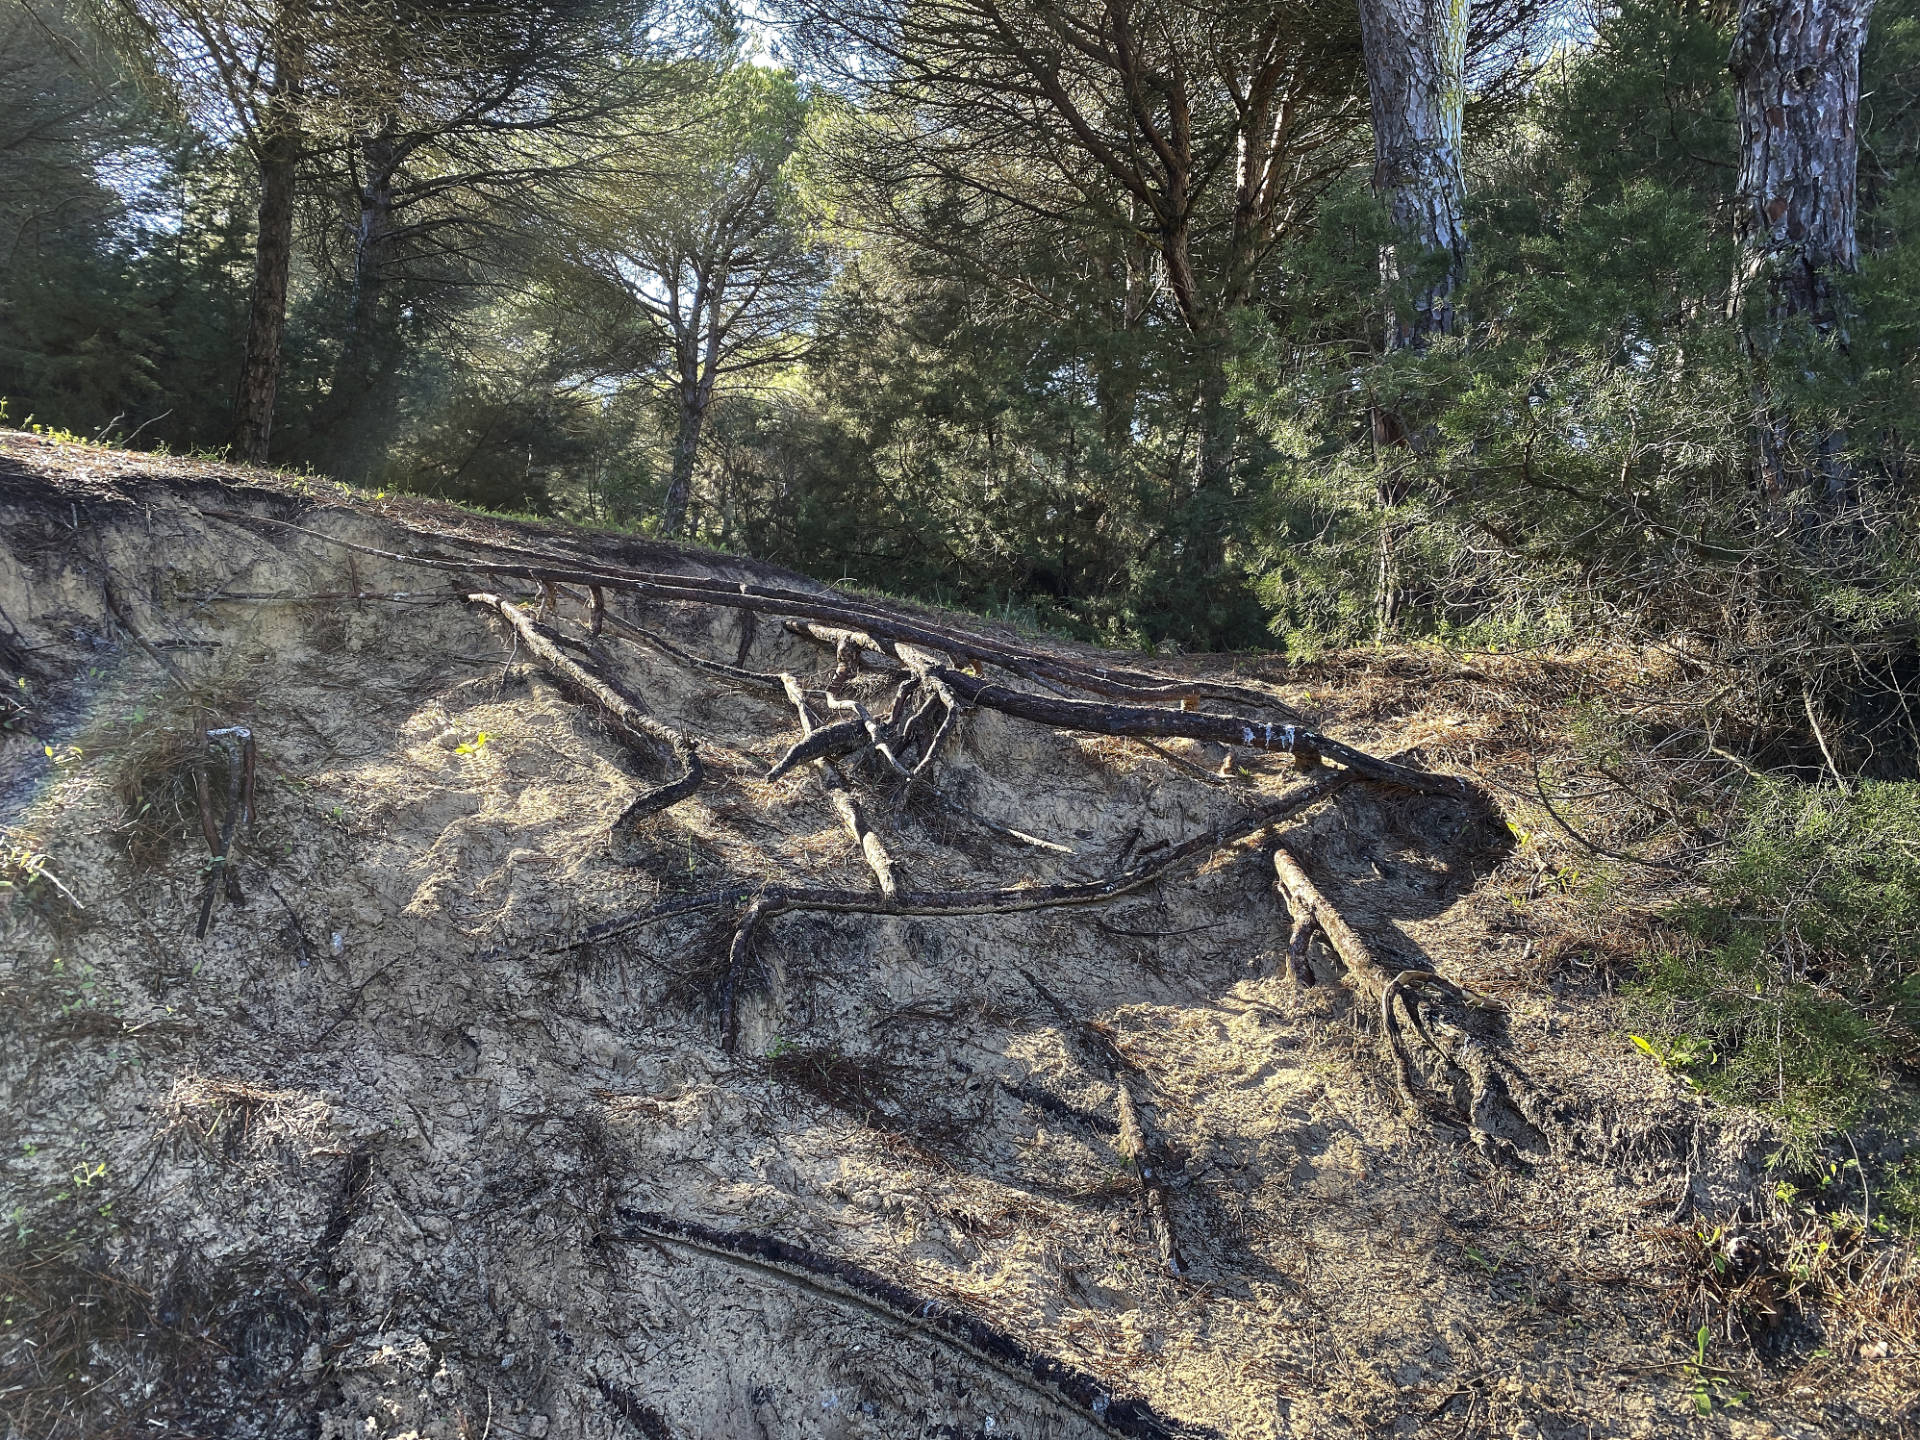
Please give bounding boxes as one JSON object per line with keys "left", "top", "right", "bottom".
{"left": 709, "top": 772, "right": 1356, "bottom": 1052}
{"left": 603, "top": 1208, "right": 1217, "bottom": 1439}
{"left": 1270, "top": 847, "right": 1573, "bottom": 1159}
{"left": 776, "top": 674, "right": 900, "bottom": 897}
{"left": 214, "top": 512, "right": 1329, "bottom": 716}
{"left": 216, "top": 511, "right": 1469, "bottom": 796}
{"left": 222, "top": 518, "right": 1540, "bottom": 1164}
{"left": 466, "top": 593, "right": 703, "bottom": 834}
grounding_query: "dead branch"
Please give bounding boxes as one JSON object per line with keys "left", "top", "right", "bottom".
{"left": 466, "top": 594, "right": 702, "bottom": 833}
{"left": 779, "top": 674, "right": 900, "bottom": 898}
{"left": 1021, "top": 969, "right": 1186, "bottom": 1277}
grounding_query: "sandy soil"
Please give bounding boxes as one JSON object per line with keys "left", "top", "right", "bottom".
{"left": 1, "top": 433, "right": 1913, "bottom": 1439}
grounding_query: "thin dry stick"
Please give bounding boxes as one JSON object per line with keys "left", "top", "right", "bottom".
{"left": 1021, "top": 967, "right": 1186, "bottom": 1277}
{"left": 1803, "top": 685, "right": 1851, "bottom": 794}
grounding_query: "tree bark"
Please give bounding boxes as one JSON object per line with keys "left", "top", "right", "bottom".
{"left": 233, "top": 137, "right": 298, "bottom": 464}
{"left": 1729, "top": 0, "right": 1875, "bottom": 499}
{"left": 1357, "top": 0, "right": 1470, "bottom": 349}
{"left": 661, "top": 389, "right": 706, "bottom": 538}
{"left": 1731, "top": 0, "right": 1874, "bottom": 336}
{"left": 661, "top": 329, "right": 717, "bottom": 538}
{"left": 315, "top": 125, "right": 401, "bottom": 475}
{"left": 232, "top": 26, "right": 305, "bottom": 467}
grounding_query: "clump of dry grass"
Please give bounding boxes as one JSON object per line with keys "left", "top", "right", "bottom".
{"left": 1660, "top": 1208, "right": 1920, "bottom": 1361}
{"left": 82, "top": 672, "right": 257, "bottom": 868}
{"left": 0, "top": 1240, "right": 226, "bottom": 1439}
{"left": 163, "top": 1075, "right": 330, "bottom": 1161}
{"left": 764, "top": 1041, "right": 897, "bottom": 1122}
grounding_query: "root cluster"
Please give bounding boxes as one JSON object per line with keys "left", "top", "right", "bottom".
{"left": 198, "top": 507, "right": 1573, "bottom": 1287}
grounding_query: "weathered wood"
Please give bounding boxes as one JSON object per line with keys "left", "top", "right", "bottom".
{"left": 1270, "top": 848, "right": 1398, "bottom": 1000}
{"left": 780, "top": 674, "right": 900, "bottom": 898}
{"left": 925, "top": 669, "right": 1461, "bottom": 797}
{"left": 765, "top": 717, "right": 868, "bottom": 781}
{"left": 606, "top": 1209, "right": 1214, "bottom": 1439}
{"left": 708, "top": 773, "right": 1355, "bottom": 1055}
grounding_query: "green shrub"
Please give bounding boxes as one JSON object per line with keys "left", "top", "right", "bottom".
{"left": 1630, "top": 780, "right": 1920, "bottom": 1168}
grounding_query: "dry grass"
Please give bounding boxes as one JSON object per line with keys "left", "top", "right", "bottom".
{"left": 0, "top": 1240, "right": 226, "bottom": 1440}
{"left": 162, "top": 1075, "right": 331, "bottom": 1161}
{"left": 77, "top": 667, "right": 259, "bottom": 869}
{"left": 1659, "top": 1207, "right": 1920, "bottom": 1374}
{"left": 764, "top": 1042, "right": 898, "bottom": 1123}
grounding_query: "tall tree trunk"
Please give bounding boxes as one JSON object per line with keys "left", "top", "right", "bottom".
{"left": 1357, "top": 0, "right": 1468, "bottom": 639}
{"left": 661, "top": 338, "right": 714, "bottom": 538}
{"left": 342, "top": 129, "right": 399, "bottom": 397}
{"left": 232, "top": 26, "right": 304, "bottom": 467}
{"left": 1730, "top": 0, "right": 1875, "bottom": 499}
{"left": 233, "top": 137, "right": 297, "bottom": 464}
{"left": 1358, "top": 0, "right": 1470, "bottom": 349}
{"left": 318, "top": 126, "right": 400, "bottom": 475}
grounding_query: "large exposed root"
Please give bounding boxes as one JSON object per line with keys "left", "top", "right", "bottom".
{"left": 233, "top": 521, "right": 1566, "bottom": 1158}
{"left": 237, "top": 519, "right": 1576, "bottom": 1240}
{"left": 216, "top": 509, "right": 1293, "bottom": 718}
{"left": 466, "top": 593, "right": 703, "bottom": 835}
{"left": 1271, "top": 847, "right": 1573, "bottom": 1159}
{"left": 603, "top": 1210, "right": 1217, "bottom": 1439}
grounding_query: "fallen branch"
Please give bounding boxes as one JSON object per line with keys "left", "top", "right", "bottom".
{"left": 1021, "top": 968, "right": 1186, "bottom": 1277}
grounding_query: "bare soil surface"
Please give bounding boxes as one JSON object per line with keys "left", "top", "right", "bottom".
{"left": 1, "top": 433, "right": 1913, "bottom": 1439}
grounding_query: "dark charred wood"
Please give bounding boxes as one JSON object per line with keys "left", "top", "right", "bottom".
{"left": 604, "top": 1208, "right": 1217, "bottom": 1439}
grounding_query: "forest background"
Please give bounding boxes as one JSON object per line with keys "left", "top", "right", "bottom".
{"left": 3, "top": 0, "right": 1920, "bottom": 1214}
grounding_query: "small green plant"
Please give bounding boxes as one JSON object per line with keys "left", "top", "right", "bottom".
{"left": 453, "top": 731, "right": 491, "bottom": 756}
{"left": 0, "top": 830, "right": 82, "bottom": 911}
